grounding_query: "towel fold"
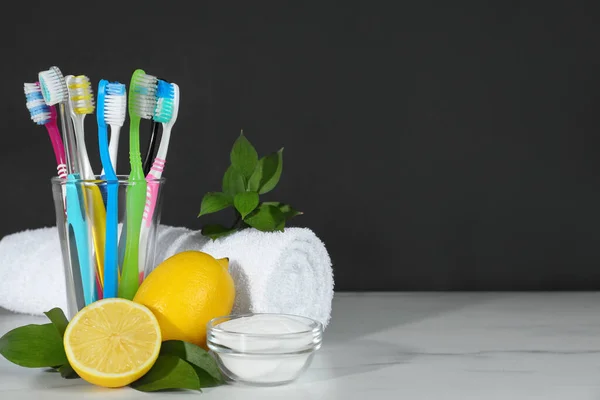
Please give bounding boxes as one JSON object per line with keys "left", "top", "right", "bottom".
{"left": 0, "top": 226, "right": 333, "bottom": 327}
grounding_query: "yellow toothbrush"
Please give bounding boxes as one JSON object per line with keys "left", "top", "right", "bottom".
{"left": 67, "top": 75, "right": 106, "bottom": 290}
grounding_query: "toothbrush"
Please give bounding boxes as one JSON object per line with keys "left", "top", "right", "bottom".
{"left": 66, "top": 76, "right": 95, "bottom": 178}
{"left": 140, "top": 80, "right": 179, "bottom": 280}
{"left": 97, "top": 80, "right": 126, "bottom": 299}
{"left": 67, "top": 75, "right": 106, "bottom": 294}
{"left": 23, "top": 82, "right": 67, "bottom": 180}
{"left": 105, "top": 103, "right": 124, "bottom": 174}
{"left": 143, "top": 76, "right": 164, "bottom": 176}
{"left": 99, "top": 85, "right": 124, "bottom": 204}
{"left": 39, "top": 66, "right": 96, "bottom": 306}
{"left": 143, "top": 119, "right": 161, "bottom": 176}
{"left": 119, "top": 69, "right": 157, "bottom": 300}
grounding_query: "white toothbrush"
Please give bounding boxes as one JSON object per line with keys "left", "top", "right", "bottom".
{"left": 102, "top": 98, "right": 124, "bottom": 175}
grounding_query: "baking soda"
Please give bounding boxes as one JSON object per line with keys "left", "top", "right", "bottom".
{"left": 213, "top": 314, "right": 320, "bottom": 384}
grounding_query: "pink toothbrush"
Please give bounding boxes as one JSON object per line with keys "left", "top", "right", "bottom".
{"left": 24, "top": 82, "right": 67, "bottom": 179}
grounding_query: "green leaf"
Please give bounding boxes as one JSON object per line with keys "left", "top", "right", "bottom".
{"left": 230, "top": 132, "right": 258, "bottom": 179}
{"left": 58, "top": 363, "right": 79, "bottom": 379}
{"left": 131, "top": 355, "right": 200, "bottom": 392}
{"left": 160, "top": 341, "right": 223, "bottom": 387}
{"left": 247, "top": 148, "right": 284, "bottom": 194}
{"left": 0, "top": 323, "right": 67, "bottom": 368}
{"left": 201, "top": 224, "right": 238, "bottom": 240}
{"left": 44, "top": 308, "right": 69, "bottom": 337}
{"left": 275, "top": 219, "right": 286, "bottom": 232}
{"left": 198, "top": 192, "right": 233, "bottom": 217}
{"left": 263, "top": 202, "right": 303, "bottom": 221}
{"left": 243, "top": 204, "right": 285, "bottom": 232}
{"left": 233, "top": 192, "right": 260, "bottom": 219}
{"left": 222, "top": 165, "right": 247, "bottom": 196}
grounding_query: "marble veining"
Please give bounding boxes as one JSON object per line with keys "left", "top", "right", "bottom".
{"left": 2, "top": 292, "right": 600, "bottom": 399}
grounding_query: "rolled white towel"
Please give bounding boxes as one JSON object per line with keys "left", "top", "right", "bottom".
{"left": 0, "top": 226, "right": 334, "bottom": 327}
{"left": 155, "top": 226, "right": 334, "bottom": 327}
{"left": 0, "top": 227, "right": 67, "bottom": 316}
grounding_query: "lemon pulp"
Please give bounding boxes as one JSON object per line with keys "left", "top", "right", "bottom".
{"left": 63, "top": 298, "right": 161, "bottom": 388}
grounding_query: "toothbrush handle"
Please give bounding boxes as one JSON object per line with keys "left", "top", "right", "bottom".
{"left": 85, "top": 186, "right": 107, "bottom": 290}
{"left": 66, "top": 174, "right": 96, "bottom": 305}
{"left": 73, "top": 117, "right": 94, "bottom": 179}
{"left": 45, "top": 120, "right": 67, "bottom": 177}
{"left": 139, "top": 159, "right": 164, "bottom": 280}
{"left": 120, "top": 174, "right": 146, "bottom": 299}
{"left": 59, "top": 103, "right": 79, "bottom": 174}
{"left": 71, "top": 114, "right": 107, "bottom": 289}
{"left": 144, "top": 158, "right": 165, "bottom": 227}
{"left": 45, "top": 119, "right": 67, "bottom": 212}
{"left": 108, "top": 126, "right": 121, "bottom": 173}
{"left": 100, "top": 127, "right": 120, "bottom": 206}
{"left": 119, "top": 117, "right": 146, "bottom": 300}
{"left": 57, "top": 164, "right": 68, "bottom": 180}
{"left": 117, "top": 220, "right": 127, "bottom": 274}
{"left": 99, "top": 175, "right": 108, "bottom": 207}
{"left": 104, "top": 181, "right": 118, "bottom": 298}
{"left": 99, "top": 123, "right": 118, "bottom": 298}
{"left": 143, "top": 121, "right": 160, "bottom": 176}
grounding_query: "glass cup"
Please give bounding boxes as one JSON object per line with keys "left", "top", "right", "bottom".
{"left": 51, "top": 175, "right": 166, "bottom": 319}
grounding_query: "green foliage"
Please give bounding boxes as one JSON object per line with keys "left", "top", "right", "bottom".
{"left": 198, "top": 132, "right": 302, "bottom": 239}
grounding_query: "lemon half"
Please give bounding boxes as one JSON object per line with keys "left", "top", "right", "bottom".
{"left": 63, "top": 298, "right": 162, "bottom": 388}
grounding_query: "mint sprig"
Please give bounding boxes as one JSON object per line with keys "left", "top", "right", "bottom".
{"left": 248, "top": 148, "right": 283, "bottom": 195}
{"left": 198, "top": 131, "right": 302, "bottom": 239}
{"left": 198, "top": 192, "right": 233, "bottom": 217}
{"left": 233, "top": 192, "right": 259, "bottom": 219}
{"left": 230, "top": 133, "right": 258, "bottom": 179}
{"left": 0, "top": 308, "right": 223, "bottom": 392}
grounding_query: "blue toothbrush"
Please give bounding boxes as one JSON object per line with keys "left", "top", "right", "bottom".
{"left": 39, "top": 66, "right": 96, "bottom": 305}
{"left": 97, "top": 80, "right": 126, "bottom": 298}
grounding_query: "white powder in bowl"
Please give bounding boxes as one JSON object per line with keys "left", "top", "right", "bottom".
{"left": 210, "top": 314, "right": 322, "bottom": 385}
{"left": 220, "top": 314, "right": 311, "bottom": 334}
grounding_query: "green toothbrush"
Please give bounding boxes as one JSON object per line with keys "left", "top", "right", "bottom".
{"left": 119, "top": 69, "right": 158, "bottom": 299}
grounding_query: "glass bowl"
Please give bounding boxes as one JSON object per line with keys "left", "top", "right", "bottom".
{"left": 207, "top": 313, "right": 323, "bottom": 386}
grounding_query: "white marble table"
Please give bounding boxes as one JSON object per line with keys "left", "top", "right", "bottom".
{"left": 2, "top": 292, "right": 600, "bottom": 399}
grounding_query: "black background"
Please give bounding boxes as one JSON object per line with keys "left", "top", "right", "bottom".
{"left": 2, "top": 1, "right": 600, "bottom": 290}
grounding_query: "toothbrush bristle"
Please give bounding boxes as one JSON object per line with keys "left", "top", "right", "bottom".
{"left": 68, "top": 75, "right": 95, "bottom": 115}
{"left": 153, "top": 80, "right": 175, "bottom": 124}
{"left": 38, "top": 66, "right": 68, "bottom": 105}
{"left": 129, "top": 70, "right": 158, "bottom": 119}
{"left": 104, "top": 82, "right": 127, "bottom": 126}
{"left": 24, "top": 82, "right": 52, "bottom": 125}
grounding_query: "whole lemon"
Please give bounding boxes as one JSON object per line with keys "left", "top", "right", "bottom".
{"left": 133, "top": 251, "right": 235, "bottom": 348}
